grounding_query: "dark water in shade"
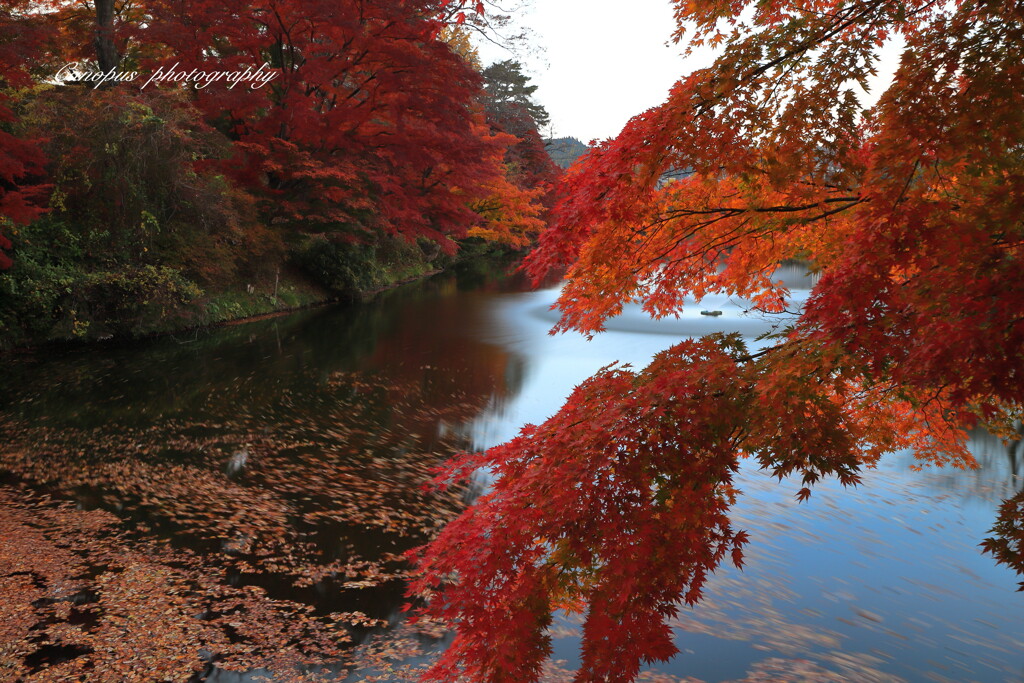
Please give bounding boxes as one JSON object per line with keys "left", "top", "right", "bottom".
{"left": 1, "top": 259, "right": 1022, "bottom": 682}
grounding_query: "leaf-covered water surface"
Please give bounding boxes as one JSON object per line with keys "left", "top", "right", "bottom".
{"left": 0, "top": 265, "right": 527, "bottom": 681}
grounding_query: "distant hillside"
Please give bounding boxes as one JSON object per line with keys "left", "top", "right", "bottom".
{"left": 545, "top": 137, "right": 589, "bottom": 169}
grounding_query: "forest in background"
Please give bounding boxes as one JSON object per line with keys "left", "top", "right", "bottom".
{"left": 0, "top": 0, "right": 560, "bottom": 349}
{"left": 545, "top": 137, "right": 589, "bottom": 169}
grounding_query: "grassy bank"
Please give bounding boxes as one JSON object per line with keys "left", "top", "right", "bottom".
{"left": 0, "top": 226, "right": 515, "bottom": 351}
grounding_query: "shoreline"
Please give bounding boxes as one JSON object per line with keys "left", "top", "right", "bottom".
{"left": 0, "top": 266, "right": 448, "bottom": 356}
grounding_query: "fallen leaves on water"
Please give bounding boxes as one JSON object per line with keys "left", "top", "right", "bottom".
{"left": 0, "top": 369, "right": 486, "bottom": 680}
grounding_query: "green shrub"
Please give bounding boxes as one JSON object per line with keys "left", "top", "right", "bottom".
{"left": 289, "top": 236, "right": 387, "bottom": 297}
{"left": 67, "top": 265, "right": 202, "bottom": 337}
{"left": 0, "top": 218, "right": 86, "bottom": 345}
{"left": 0, "top": 215, "right": 206, "bottom": 347}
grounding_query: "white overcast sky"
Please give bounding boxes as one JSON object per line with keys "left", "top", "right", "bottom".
{"left": 475, "top": 0, "right": 713, "bottom": 144}
{"left": 475, "top": 0, "right": 902, "bottom": 144}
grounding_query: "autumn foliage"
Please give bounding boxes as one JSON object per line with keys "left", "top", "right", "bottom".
{"left": 131, "top": 0, "right": 511, "bottom": 245}
{"left": 411, "top": 0, "right": 1024, "bottom": 680}
{"left": 467, "top": 60, "right": 560, "bottom": 247}
{"left": 0, "top": 0, "right": 549, "bottom": 275}
{"left": 0, "top": 2, "right": 49, "bottom": 268}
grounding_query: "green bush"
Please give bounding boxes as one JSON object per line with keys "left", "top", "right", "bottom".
{"left": 68, "top": 265, "right": 203, "bottom": 338}
{"left": 0, "top": 217, "right": 206, "bottom": 347}
{"left": 0, "top": 218, "right": 86, "bottom": 345}
{"left": 289, "top": 236, "right": 387, "bottom": 297}
{"left": 376, "top": 235, "right": 435, "bottom": 281}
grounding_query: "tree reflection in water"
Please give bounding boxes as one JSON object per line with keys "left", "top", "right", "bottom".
{"left": 0, "top": 261, "right": 529, "bottom": 681}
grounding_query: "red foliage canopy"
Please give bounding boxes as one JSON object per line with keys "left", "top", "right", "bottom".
{"left": 412, "top": 0, "right": 1024, "bottom": 680}
{"left": 4, "top": 0, "right": 539, "bottom": 261}
{"left": 0, "top": 1, "right": 49, "bottom": 268}
{"left": 134, "top": 0, "right": 511, "bottom": 246}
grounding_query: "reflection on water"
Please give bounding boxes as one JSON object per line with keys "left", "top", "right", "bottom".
{"left": 1, "top": 259, "right": 1022, "bottom": 681}
{"left": 0, "top": 258, "right": 531, "bottom": 680}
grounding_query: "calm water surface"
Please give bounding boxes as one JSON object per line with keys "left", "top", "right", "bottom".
{"left": 1, "top": 260, "right": 1021, "bottom": 682}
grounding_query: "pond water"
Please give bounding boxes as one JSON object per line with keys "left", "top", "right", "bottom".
{"left": 1, "top": 258, "right": 1022, "bottom": 682}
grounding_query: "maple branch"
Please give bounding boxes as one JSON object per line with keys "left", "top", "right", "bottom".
{"left": 661, "top": 196, "right": 861, "bottom": 217}
{"left": 696, "top": 3, "right": 876, "bottom": 116}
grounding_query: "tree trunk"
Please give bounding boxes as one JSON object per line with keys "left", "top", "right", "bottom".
{"left": 94, "top": 0, "right": 118, "bottom": 73}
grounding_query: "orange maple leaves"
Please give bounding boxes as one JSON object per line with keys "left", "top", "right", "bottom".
{"left": 412, "top": 0, "right": 1024, "bottom": 680}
